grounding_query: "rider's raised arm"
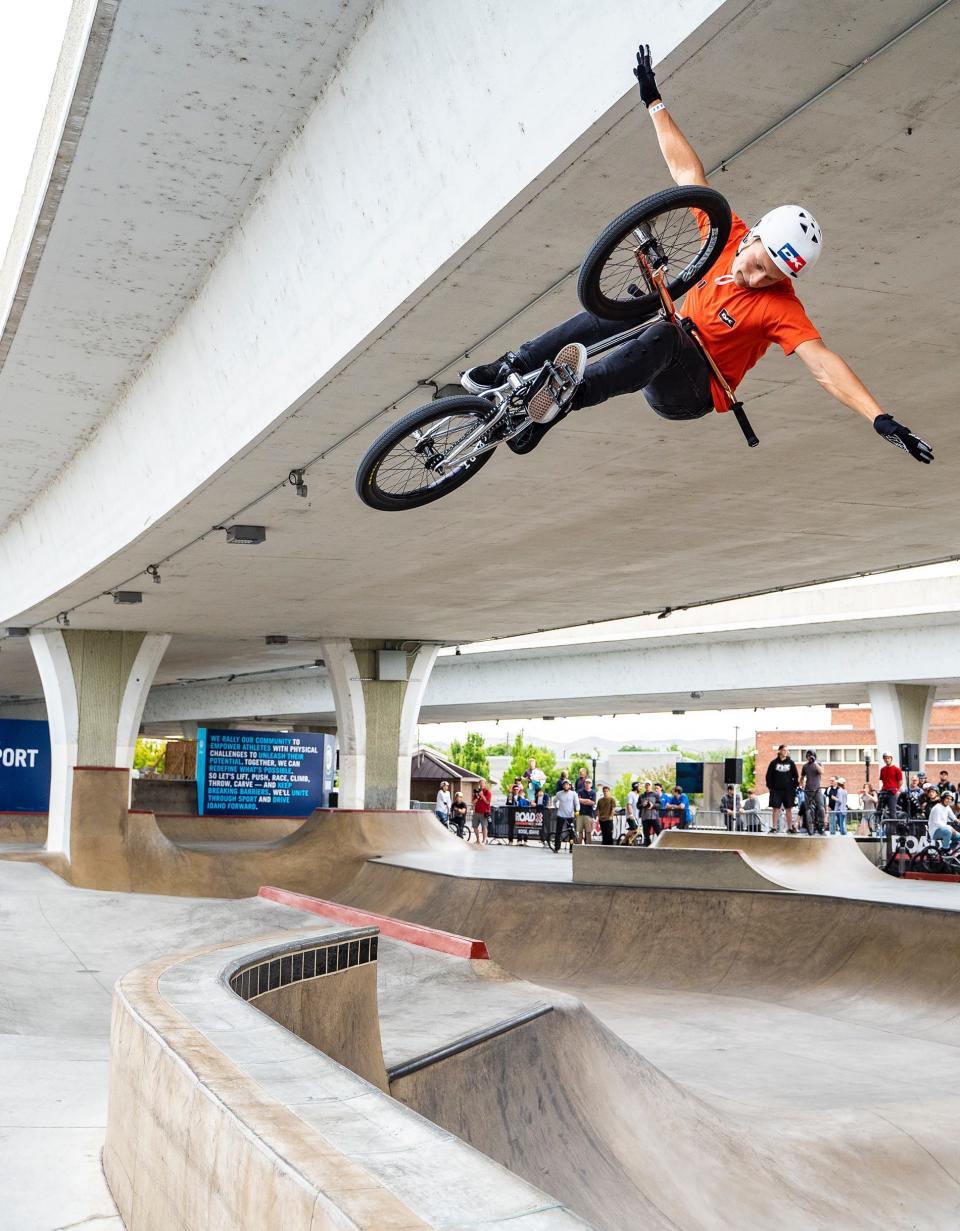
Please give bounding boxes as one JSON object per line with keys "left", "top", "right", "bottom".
{"left": 633, "top": 43, "right": 708, "bottom": 188}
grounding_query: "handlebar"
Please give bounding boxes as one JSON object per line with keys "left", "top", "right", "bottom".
{"left": 731, "top": 401, "right": 759, "bottom": 448}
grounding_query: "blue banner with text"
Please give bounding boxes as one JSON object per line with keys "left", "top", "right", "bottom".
{"left": 0, "top": 719, "right": 52, "bottom": 813}
{"left": 195, "top": 727, "right": 334, "bottom": 816}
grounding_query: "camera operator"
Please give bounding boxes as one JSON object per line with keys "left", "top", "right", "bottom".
{"left": 799, "top": 751, "right": 825, "bottom": 835}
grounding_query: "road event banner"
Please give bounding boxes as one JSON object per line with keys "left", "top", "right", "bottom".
{"left": 0, "top": 718, "right": 52, "bottom": 812}
{"left": 195, "top": 727, "right": 335, "bottom": 816}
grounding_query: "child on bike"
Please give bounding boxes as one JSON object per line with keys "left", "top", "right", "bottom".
{"left": 462, "top": 44, "right": 932, "bottom": 467}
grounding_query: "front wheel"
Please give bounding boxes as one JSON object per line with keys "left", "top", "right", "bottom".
{"left": 577, "top": 185, "right": 732, "bottom": 322}
{"left": 356, "top": 395, "right": 498, "bottom": 511}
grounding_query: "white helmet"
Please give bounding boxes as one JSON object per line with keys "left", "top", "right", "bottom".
{"left": 745, "top": 205, "right": 822, "bottom": 279}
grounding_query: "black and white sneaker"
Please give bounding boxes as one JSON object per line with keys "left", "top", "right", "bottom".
{"left": 460, "top": 351, "right": 523, "bottom": 394}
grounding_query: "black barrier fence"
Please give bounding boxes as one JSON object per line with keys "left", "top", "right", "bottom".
{"left": 487, "top": 806, "right": 558, "bottom": 843}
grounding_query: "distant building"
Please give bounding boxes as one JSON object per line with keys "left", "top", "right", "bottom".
{"left": 409, "top": 748, "right": 482, "bottom": 807}
{"left": 755, "top": 704, "right": 960, "bottom": 793}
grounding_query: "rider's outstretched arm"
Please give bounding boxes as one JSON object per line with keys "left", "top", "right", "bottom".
{"left": 634, "top": 44, "right": 708, "bottom": 188}
{"left": 795, "top": 339, "right": 933, "bottom": 463}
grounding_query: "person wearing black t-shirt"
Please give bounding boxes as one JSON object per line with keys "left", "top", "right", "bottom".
{"left": 765, "top": 745, "right": 799, "bottom": 833}
{"left": 577, "top": 778, "right": 597, "bottom": 844}
{"left": 449, "top": 792, "right": 468, "bottom": 838}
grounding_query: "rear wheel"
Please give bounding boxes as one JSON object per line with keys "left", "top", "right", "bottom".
{"left": 577, "top": 185, "right": 732, "bottom": 322}
{"left": 917, "top": 845, "right": 946, "bottom": 874}
{"left": 356, "top": 395, "right": 498, "bottom": 511}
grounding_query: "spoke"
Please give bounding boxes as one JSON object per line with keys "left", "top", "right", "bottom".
{"left": 370, "top": 411, "right": 491, "bottom": 498}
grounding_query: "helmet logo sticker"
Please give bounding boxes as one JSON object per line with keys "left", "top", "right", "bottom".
{"left": 776, "top": 242, "right": 806, "bottom": 274}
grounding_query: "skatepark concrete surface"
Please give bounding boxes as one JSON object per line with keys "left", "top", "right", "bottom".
{"left": 5, "top": 814, "right": 960, "bottom": 1228}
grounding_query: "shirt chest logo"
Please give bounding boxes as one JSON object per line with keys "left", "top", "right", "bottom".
{"left": 718, "top": 308, "right": 736, "bottom": 328}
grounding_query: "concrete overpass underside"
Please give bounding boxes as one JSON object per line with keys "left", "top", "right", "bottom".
{"left": 1, "top": 0, "right": 959, "bottom": 658}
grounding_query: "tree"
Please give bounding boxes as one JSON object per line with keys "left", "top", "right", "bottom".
{"left": 448, "top": 732, "right": 490, "bottom": 779}
{"left": 742, "top": 748, "right": 757, "bottom": 791}
{"left": 618, "top": 744, "right": 657, "bottom": 752}
{"left": 563, "top": 755, "right": 593, "bottom": 786}
{"left": 650, "top": 763, "right": 677, "bottom": 793}
{"left": 134, "top": 737, "right": 166, "bottom": 774}
{"left": 612, "top": 771, "right": 635, "bottom": 807}
{"left": 499, "top": 734, "right": 558, "bottom": 794}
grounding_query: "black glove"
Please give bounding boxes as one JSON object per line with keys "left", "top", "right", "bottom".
{"left": 873, "top": 413, "right": 934, "bottom": 464}
{"left": 634, "top": 44, "right": 661, "bottom": 108}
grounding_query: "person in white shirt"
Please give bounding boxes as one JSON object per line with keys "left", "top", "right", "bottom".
{"left": 552, "top": 780, "right": 579, "bottom": 853}
{"left": 625, "top": 781, "right": 640, "bottom": 843}
{"left": 435, "top": 780, "right": 452, "bottom": 827}
{"left": 927, "top": 792, "right": 960, "bottom": 852}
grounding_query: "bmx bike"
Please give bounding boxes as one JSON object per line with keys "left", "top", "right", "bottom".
{"left": 356, "top": 185, "right": 756, "bottom": 512}
{"left": 907, "top": 836, "right": 960, "bottom": 876}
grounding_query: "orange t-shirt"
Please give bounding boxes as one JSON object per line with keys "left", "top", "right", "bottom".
{"left": 682, "top": 211, "right": 821, "bottom": 411}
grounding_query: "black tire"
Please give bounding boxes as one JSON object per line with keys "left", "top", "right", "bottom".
{"left": 356, "top": 395, "right": 497, "bottom": 511}
{"left": 577, "top": 185, "right": 732, "bottom": 322}
{"left": 919, "top": 845, "right": 946, "bottom": 875}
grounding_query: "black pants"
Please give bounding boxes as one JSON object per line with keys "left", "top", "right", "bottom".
{"left": 516, "top": 311, "right": 713, "bottom": 421}
{"left": 878, "top": 790, "right": 899, "bottom": 821}
{"left": 599, "top": 819, "right": 614, "bottom": 845}
{"left": 553, "top": 814, "right": 575, "bottom": 852}
{"left": 642, "top": 817, "right": 662, "bottom": 846}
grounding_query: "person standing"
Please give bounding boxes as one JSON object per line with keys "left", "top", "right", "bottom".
{"left": 859, "top": 781, "right": 879, "bottom": 833}
{"left": 826, "top": 776, "right": 839, "bottom": 821}
{"left": 449, "top": 791, "right": 468, "bottom": 838}
{"left": 523, "top": 758, "right": 546, "bottom": 796}
{"left": 878, "top": 753, "right": 904, "bottom": 825}
{"left": 742, "top": 788, "right": 762, "bottom": 832}
{"left": 937, "top": 769, "right": 956, "bottom": 797}
{"left": 765, "top": 746, "right": 799, "bottom": 833}
{"left": 597, "top": 785, "right": 617, "bottom": 845}
{"left": 830, "top": 778, "right": 848, "bottom": 835}
{"left": 472, "top": 779, "right": 492, "bottom": 844}
{"left": 639, "top": 781, "right": 662, "bottom": 846}
{"left": 625, "top": 781, "right": 640, "bottom": 842}
{"left": 552, "top": 780, "right": 579, "bottom": 852}
{"left": 719, "top": 784, "right": 742, "bottom": 832}
{"left": 435, "top": 780, "right": 452, "bottom": 827}
{"left": 577, "top": 778, "right": 597, "bottom": 844}
{"left": 800, "top": 751, "right": 825, "bottom": 835}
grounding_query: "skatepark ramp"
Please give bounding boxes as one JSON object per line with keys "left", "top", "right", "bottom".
{"left": 571, "top": 830, "right": 895, "bottom": 894}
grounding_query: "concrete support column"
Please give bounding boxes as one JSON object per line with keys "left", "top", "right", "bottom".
{"left": 868, "top": 683, "right": 936, "bottom": 763}
{"left": 29, "top": 629, "right": 171, "bottom": 858}
{"left": 319, "top": 638, "right": 439, "bottom": 809}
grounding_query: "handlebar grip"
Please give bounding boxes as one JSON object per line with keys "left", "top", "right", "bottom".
{"left": 732, "top": 401, "right": 759, "bottom": 448}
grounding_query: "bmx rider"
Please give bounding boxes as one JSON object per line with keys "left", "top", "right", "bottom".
{"left": 462, "top": 44, "right": 933, "bottom": 465}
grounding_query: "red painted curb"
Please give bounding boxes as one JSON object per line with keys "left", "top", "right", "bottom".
{"left": 903, "top": 871, "right": 960, "bottom": 883}
{"left": 258, "top": 886, "right": 490, "bottom": 960}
